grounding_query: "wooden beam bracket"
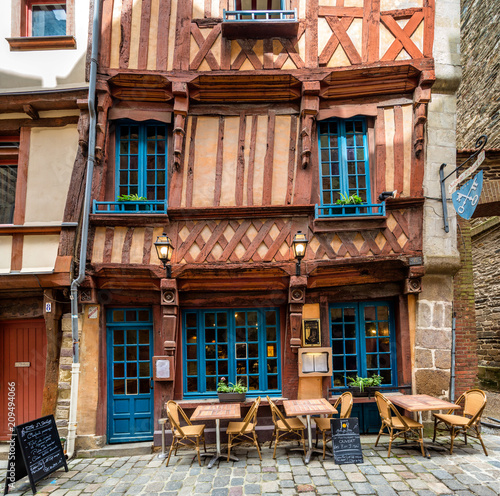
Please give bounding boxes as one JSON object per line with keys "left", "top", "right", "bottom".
{"left": 172, "top": 84, "right": 189, "bottom": 171}
{"left": 300, "top": 83, "right": 320, "bottom": 169}
{"left": 289, "top": 275, "right": 308, "bottom": 351}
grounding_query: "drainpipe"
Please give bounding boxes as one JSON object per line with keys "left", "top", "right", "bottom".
{"left": 66, "top": 0, "right": 101, "bottom": 460}
{"left": 450, "top": 311, "right": 456, "bottom": 402}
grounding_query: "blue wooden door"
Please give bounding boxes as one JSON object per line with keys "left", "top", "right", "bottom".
{"left": 107, "top": 308, "right": 154, "bottom": 443}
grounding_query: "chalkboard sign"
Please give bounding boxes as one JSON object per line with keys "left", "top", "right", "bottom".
{"left": 330, "top": 417, "right": 364, "bottom": 465}
{"left": 4, "top": 415, "right": 68, "bottom": 495}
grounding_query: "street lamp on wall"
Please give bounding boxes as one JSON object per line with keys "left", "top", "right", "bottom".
{"left": 154, "top": 233, "right": 174, "bottom": 279}
{"left": 292, "top": 231, "right": 308, "bottom": 276}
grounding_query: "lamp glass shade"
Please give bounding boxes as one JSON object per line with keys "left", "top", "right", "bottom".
{"left": 154, "top": 234, "right": 174, "bottom": 264}
{"left": 292, "top": 231, "right": 308, "bottom": 261}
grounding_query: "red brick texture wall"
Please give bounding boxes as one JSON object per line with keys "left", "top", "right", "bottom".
{"left": 453, "top": 218, "right": 478, "bottom": 397}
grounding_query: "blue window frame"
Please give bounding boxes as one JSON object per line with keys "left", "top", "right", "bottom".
{"left": 224, "top": 0, "right": 296, "bottom": 22}
{"left": 329, "top": 301, "right": 397, "bottom": 390}
{"left": 93, "top": 121, "right": 168, "bottom": 214}
{"left": 183, "top": 308, "right": 280, "bottom": 398}
{"left": 316, "top": 118, "right": 384, "bottom": 218}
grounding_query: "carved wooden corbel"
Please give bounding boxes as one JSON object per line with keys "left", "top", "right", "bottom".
{"left": 172, "top": 82, "right": 189, "bottom": 171}
{"left": 289, "top": 275, "right": 307, "bottom": 351}
{"left": 161, "top": 278, "right": 178, "bottom": 357}
{"left": 95, "top": 89, "right": 113, "bottom": 166}
{"left": 413, "top": 70, "right": 434, "bottom": 158}
{"left": 300, "top": 82, "right": 320, "bottom": 169}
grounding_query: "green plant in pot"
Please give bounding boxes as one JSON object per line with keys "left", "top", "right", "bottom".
{"left": 347, "top": 374, "right": 383, "bottom": 397}
{"left": 335, "top": 193, "right": 363, "bottom": 214}
{"left": 217, "top": 377, "right": 247, "bottom": 402}
{"left": 117, "top": 193, "right": 148, "bottom": 211}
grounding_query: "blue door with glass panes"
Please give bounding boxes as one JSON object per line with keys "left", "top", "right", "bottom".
{"left": 329, "top": 301, "right": 397, "bottom": 433}
{"left": 107, "top": 308, "right": 154, "bottom": 443}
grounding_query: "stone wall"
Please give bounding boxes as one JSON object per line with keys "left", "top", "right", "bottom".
{"left": 453, "top": 218, "right": 478, "bottom": 395}
{"left": 416, "top": 0, "right": 461, "bottom": 407}
{"left": 54, "top": 313, "right": 81, "bottom": 439}
{"left": 457, "top": 0, "right": 500, "bottom": 150}
{"left": 471, "top": 219, "right": 500, "bottom": 389}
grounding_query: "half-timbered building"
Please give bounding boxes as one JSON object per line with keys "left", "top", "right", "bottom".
{"left": 0, "top": 0, "right": 90, "bottom": 441}
{"left": 74, "top": 0, "right": 462, "bottom": 448}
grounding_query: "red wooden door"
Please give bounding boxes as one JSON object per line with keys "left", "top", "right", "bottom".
{"left": 0, "top": 319, "right": 47, "bottom": 440}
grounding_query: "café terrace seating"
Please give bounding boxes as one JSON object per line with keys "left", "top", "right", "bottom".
{"left": 313, "top": 391, "right": 354, "bottom": 459}
{"left": 374, "top": 391, "right": 425, "bottom": 457}
{"left": 162, "top": 391, "right": 489, "bottom": 465}
{"left": 432, "top": 389, "right": 488, "bottom": 455}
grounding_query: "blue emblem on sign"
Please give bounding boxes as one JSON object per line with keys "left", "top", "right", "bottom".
{"left": 452, "top": 170, "right": 483, "bottom": 220}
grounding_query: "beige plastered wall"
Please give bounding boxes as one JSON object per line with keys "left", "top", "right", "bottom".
{"left": 1, "top": 0, "right": 88, "bottom": 92}
{"left": 75, "top": 305, "right": 104, "bottom": 450}
{"left": 24, "top": 125, "right": 78, "bottom": 225}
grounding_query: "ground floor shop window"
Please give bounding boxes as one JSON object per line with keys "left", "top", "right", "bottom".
{"left": 183, "top": 308, "right": 280, "bottom": 397}
{"left": 329, "top": 301, "right": 397, "bottom": 390}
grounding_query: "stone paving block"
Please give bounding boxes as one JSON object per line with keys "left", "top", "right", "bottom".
{"left": 331, "top": 480, "right": 352, "bottom": 491}
{"left": 194, "top": 482, "right": 212, "bottom": 492}
{"left": 228, "top": 487, "right": 243, "bottom": 496}
{"left": 316, "top": 486, "right": 339, "bottom": 495}
{"left": 212, "top": 489, "right": 229, "bottom": 496}
{"left": 468, "top": 485, "right": 499, "bottom": 496}
{"left": 243, "top": 484, "right": 261, "bottom": 494}
{"left": 262, "top": 481, "right": 279, "bottom": 492}
{"left": 373, "top": 485, "right": 398, "bottom": 496}
{"left": 346, "top": 472, "right": 367, "bottom": 482}
{"left": 293, "top": 475, "right": 312, "bottom": 484}
{"left": 312, "top": 476, "right": 330, "bottom": 486}
{"left": 244, "top": 473, "right": 260, "bottom": 483}
{"left": 213, "top": 475, "right": 231, "bottom": 487}
{"left": 280, "top": 479, "right": 295, "bottom": 488}
{"left": 351, "top": 482, "right": 376, "bottom": 494}
{"left": 231, "top": 477, "right": 244, "bottom": 486}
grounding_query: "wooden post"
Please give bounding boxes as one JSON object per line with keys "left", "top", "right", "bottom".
{"left": 41, "top": 290, "right": 63, "bottom": 417}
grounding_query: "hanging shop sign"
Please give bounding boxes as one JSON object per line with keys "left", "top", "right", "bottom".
{"left": 451, "top": 170, "right": 483, "bottom": 220}
{"left": 439, "top": 135, "right": 487, "bottom": 232}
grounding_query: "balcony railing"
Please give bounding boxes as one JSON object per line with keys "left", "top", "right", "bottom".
{"left": 92, "top": 200, "right": 167, "bottom": 214}
{"left": 315, "top": 202, "right": 386, "bottom": 218}
{"left": 223, "top": 9, "right": 297, "bottom": 22}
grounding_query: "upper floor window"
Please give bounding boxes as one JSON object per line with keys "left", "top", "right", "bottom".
{"left": 93, "top": 122, "right": 168, "bottom": 214}
{"left": 329, "top": 302, "right": 397, "bottom": 392}
{"left": 222, "top": 0, "right": 297, "bottom": 38}
{"left": 316, "top": 118, "right": 384, "bottom": 218}
{"left": 7, "top": 0, "right": 75, "bottom": 50}
{"left": 0, "top": 137, "right": 20, "bottom": 225}
{"left": 27, "top": 1, "right": 67, "bottom": 37}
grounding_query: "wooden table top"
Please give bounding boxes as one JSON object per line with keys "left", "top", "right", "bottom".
{"left": 389, "top": 394, "right": 460, "bottom": 412}
{"left": 283, "top": 398, "right": 338, "bottom": 417}
{"left": 190, "top": 403, "right": 241, "bottom": 421}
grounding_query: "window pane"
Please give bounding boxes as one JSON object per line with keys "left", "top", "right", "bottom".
{"left": 32, "top": 4, "right": 66, "bottom": 37}
{"left": 114, "top": 363, "right": 124, "bottom": 378}
{"left": 268, "top": 376, "right": 278, "bottom": 390}
{"left": 0, "top": 165, "right": 17, "bottom": 224}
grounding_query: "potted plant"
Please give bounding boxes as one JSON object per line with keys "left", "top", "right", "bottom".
{"left": 365, "top": 374, "right": 383, "bottom": 397}
{"left": 347, "top": 374, "right": 383, "bottom": 397}
{"left": 217, "top": 377, "right": 247, "bottom": 402}
{"left": 335, "top": 193, "right": 363, "bottom": 215}
{"left": 117, "top": 193, "right": 148, "bottom": 212}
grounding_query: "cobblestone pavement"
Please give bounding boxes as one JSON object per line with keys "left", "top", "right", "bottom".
{"left": 2, "top": 434, "right": 500, "bottom": 496}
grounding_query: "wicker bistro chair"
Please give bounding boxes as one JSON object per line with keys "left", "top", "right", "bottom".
{"left": 226, "top": 397, "right": 262, "bottom": 461}
{"left": 374, "top": 392, "right": 425, "bottom": 457}
{"left": 313, "top": 391, "right": 353, "bottom": 459}
{"left": 165, "top": 400, "right": 206, "bottom": 466}
{"left": 267, "top": 396, "right": 306, "bottom": 459}
{"left": 432, "top": 389, "right": 488, "bottom": 455}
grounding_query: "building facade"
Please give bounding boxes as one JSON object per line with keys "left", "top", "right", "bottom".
{"left": 65, "top": 0, "right": 462, "bottom": 449}
{"left": 0, "top": 0, "right": 91, "bottom": 440}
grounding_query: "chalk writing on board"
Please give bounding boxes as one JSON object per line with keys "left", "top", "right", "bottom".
{"left": 330, "top": 417, "right": 364, "bottom": 465}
